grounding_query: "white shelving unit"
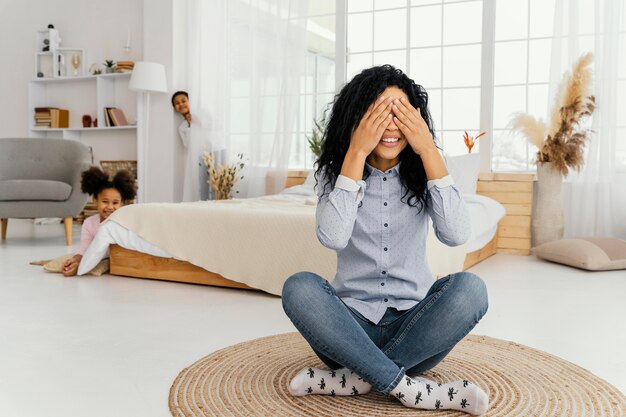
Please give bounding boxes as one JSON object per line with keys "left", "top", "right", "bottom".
{"left": 28, "top": 72, "right": 142, "bottom": 195}
{"left": 28, "top": 72, "right": 137, "bottom": 140}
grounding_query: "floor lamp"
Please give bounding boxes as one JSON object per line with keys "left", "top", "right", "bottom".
{"left": 129, "top": 62, "right": 167, "bottom": 203}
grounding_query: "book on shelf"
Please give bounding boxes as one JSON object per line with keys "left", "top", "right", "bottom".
{"left": 50, "top": 108, "right": 69, "bottom": 128}
{"left": 104, "top": 107, "right": 129, "bottom": 127}
{"left": 33, "top": 107, "right": 68, "bottom": 128}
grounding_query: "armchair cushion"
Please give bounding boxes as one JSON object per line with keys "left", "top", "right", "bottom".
{"left": 0, "top": 179, "right": 72, "bottom": 201}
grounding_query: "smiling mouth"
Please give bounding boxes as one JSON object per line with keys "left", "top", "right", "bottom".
{"left": 379, "top": 137, "right": 402, "bottom": 147}
{"left": 381, "top": 137, "right": 400, "bottom": 143}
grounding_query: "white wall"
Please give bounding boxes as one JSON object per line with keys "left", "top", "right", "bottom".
{"left": 143, "top": 0, "right": 181, "bottom": 203}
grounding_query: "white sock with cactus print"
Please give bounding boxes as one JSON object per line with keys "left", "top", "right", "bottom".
{"left": 288, "top": 367, "right": 372, "bottom": 396}
{"left": 389, "top": 374, "right": 489, "bottom": 415}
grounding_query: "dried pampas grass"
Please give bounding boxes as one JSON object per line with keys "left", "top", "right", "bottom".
{"left": 549, "top": 52, "right": 594, "bottom": 138}
{"left": 508, "top": 113, "right": 548, "bottom": 149}
{"left": 509, "top": 52, "right": 595, "bottom": 176}
{"left": 202, "top": 152, "right": 246, "bottom": 200}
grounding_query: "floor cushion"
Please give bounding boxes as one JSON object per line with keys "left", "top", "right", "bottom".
{"left": 535, "top": 237, "right": 626, "bottom": 271}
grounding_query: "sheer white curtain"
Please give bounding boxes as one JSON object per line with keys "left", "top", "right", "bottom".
{"left": 556, "top": 0, "right": 626, "bottom": 238}
{"left": 185, "top": 0, "right": 308, "bottom": 198}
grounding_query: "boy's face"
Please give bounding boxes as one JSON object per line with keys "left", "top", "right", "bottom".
{"left": 366, "top": 85, "right": 410, "bottom": 170}
{"left": 95, "top": 188, "right": 123, "bottom": 221}
{"left": 173, "top": 94, "right": 190, "bottom": 116}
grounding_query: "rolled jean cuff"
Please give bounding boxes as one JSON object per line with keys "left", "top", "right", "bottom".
{"left": 380, "top": 366, "right": 406, "bottom": 395}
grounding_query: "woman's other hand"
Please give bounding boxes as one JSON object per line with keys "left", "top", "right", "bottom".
{"left": 349, "top": 96, "right": 393, "bottom": 157}
{"left": 391, "top": 97, "right": 436, "bottom": 155}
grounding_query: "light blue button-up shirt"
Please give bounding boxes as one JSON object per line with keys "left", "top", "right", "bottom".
{"left": 315, "top": 162, "right": 471, "bottom": 324}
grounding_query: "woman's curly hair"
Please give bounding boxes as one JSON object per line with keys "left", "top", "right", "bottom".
{"left": 316, "top": 64, "right": 437, "bottom": 212}
{"left": 80, "top": 166, "right": 137, "bottom": 202}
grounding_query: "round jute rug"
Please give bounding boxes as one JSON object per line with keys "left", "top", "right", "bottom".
{"left": 169, "top": 333, "right": 625, "bottom": 416}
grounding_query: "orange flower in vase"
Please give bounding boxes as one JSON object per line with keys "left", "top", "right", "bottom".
{"left": 463, "top": 131, "right": 486, "bottom": 153}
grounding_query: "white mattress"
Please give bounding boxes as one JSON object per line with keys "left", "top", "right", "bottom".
{"left": 463, "top": 193, "right": 506, "bottom": 252}
{"left": 79, "top": 188, "right": 505, "bottom": 280}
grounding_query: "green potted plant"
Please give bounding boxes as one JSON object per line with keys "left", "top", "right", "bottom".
{"left": 306, "top": 107, "right": 329, "bottom": 159}
{"left": 103, "top": 60, "right": 116, "bottom": 74}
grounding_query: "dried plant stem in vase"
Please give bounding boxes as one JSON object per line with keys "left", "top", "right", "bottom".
{"left": 202, "top": 152, "right": 245, "bottom": 200}
{"left": 508, "top": 52, "right": 595, "bottom": 246}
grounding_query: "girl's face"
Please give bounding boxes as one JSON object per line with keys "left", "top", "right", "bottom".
{"left": 173, "top": 94, "right": 190, "bottom": 116}
{"left": 366, "top": 85, "right": 410, "bottom": 171}
{"left": 95, "top": 188, "right": 123, "bottom": 221}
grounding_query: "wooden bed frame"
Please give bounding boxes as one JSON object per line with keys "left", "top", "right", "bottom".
{"left": 110, "top": 171, "right": 534, "bottom": 291}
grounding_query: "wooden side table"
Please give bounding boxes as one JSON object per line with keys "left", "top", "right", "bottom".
{"left": 477, "top": 172, "right": 535, "bottom": 255}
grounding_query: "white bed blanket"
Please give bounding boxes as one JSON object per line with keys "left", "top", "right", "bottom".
{"left": 79, "top": 194, "right": 502, "bottom": 295}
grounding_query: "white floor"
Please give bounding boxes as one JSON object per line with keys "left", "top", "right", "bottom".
{"left": 0, "top": 219, "right": 624, "bottom": 417}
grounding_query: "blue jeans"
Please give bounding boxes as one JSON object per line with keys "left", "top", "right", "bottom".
{"left": 282, "top": 271, "right": 488, "bottom": 395}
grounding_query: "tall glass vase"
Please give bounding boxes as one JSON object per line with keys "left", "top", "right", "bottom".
{"left": 532, "top": 162, "right": 564, "bottom": 247}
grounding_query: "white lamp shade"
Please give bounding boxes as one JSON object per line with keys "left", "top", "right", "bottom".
{"left": 129, "top": 62, "right": 167, "bottom": 93}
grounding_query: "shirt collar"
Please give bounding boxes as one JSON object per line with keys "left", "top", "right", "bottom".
{"left": 364, "top": 161, "right": 401, "bottom": 177}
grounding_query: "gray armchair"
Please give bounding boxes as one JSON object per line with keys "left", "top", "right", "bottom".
{"left": 0, "top": 138, "right": 92, "bottom": 245}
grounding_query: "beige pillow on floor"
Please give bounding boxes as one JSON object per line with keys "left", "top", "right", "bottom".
{"left": 35, "top": 254, "right": 109, "bottom": 276}
{"left": 535, "top": 237, "right": 626, "bottom": 271}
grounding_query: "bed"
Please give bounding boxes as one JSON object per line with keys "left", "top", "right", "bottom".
{"left": 78, "top": 171, "right": 534, "bottom": 295}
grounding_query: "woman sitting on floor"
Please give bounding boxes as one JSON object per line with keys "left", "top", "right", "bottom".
{"left": 281, "top": 65, "right": 490, "bottom": 415}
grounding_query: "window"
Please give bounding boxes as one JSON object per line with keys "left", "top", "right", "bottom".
{"left": 290, "top": 1, "right": 336, "bottom": 169}
{"left": 490, "top": 0, "right": 557, "bottom": 171}
{"left": 317, "top": 0, "right": 626, "bottom": 171}
{"left": 346, "top": 0, "right": 484, "bottom": 156}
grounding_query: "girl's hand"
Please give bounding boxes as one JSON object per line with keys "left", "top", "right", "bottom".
{"left": 391, "top": 98, "right": 436, "bottom": 155}
{"left": 185, "top": 113, "right": 192, "bottom": 127}
{"left": 349, "top": 96, "right": 394, "bottom": 156}
{"left": 62, "top": 255, "right": 81, "bottom": 277}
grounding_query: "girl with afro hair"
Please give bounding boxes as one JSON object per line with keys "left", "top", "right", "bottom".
{"left": 62, "top": 167, "right": 136, "bottom": 276}
{"left": 281, "top": 65, "right": 489, "bottom": 414}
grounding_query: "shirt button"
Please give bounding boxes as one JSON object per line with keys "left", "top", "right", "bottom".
{"left": 383, "top": 177, "right": 387, "bottom": 181}
{"left": 384, "top": 298, "right": 389, "bottom": 302}
{"left": 384, "top": 247, "right": 388, "bottom": 251}
{"left": 384, "top": 223, "right": 388, "bottom": 227}
{"left": 382, "top": 271, "right": 387, "bottom": 274}
{"left": 381, "top": 282, "right": 385, "bottom": 286}
{"left": 384, "top": 202, "right": 388, "bottom": 206}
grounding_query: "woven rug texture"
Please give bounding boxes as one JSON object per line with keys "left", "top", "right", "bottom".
{"left": 169, "top": 333, "right": 625, "bottom": 417}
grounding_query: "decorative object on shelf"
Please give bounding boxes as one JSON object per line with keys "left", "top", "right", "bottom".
{"left": 89, "top": 63, "right": 102, "bottom": 75}
{"left": 82, "top": 115, "right": 92, "bottom": 128}
{"left": 37, "top": 24, "right": 61, "bottom": 52}
{"left": 202, "top": 152, "right": 246, "bottom": 200}
{"left": 463, "top": 131, "right": 486, "bottom": 154}
{"left": 37, "top": 72, "right": 44, "bottom": 78}
{"left": 508, "top": 52, "right": 595, "bottom": 246}
{"left": 104, "top": 60, "right": 116, "bottom": 74}
{"left": 123, "top": 29, "right": 132, "bottom": 53}
{"left": 93, "top": 118, "right": 97, "bottom": 128}
{"left": 129, "top": 61, "right": 168, "bottom": 203}
{"left": 71, "top": 54, "right": 81, "bottom": 76}
{"left": 57, "top": 52, "right": 66, "bottom": 77}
